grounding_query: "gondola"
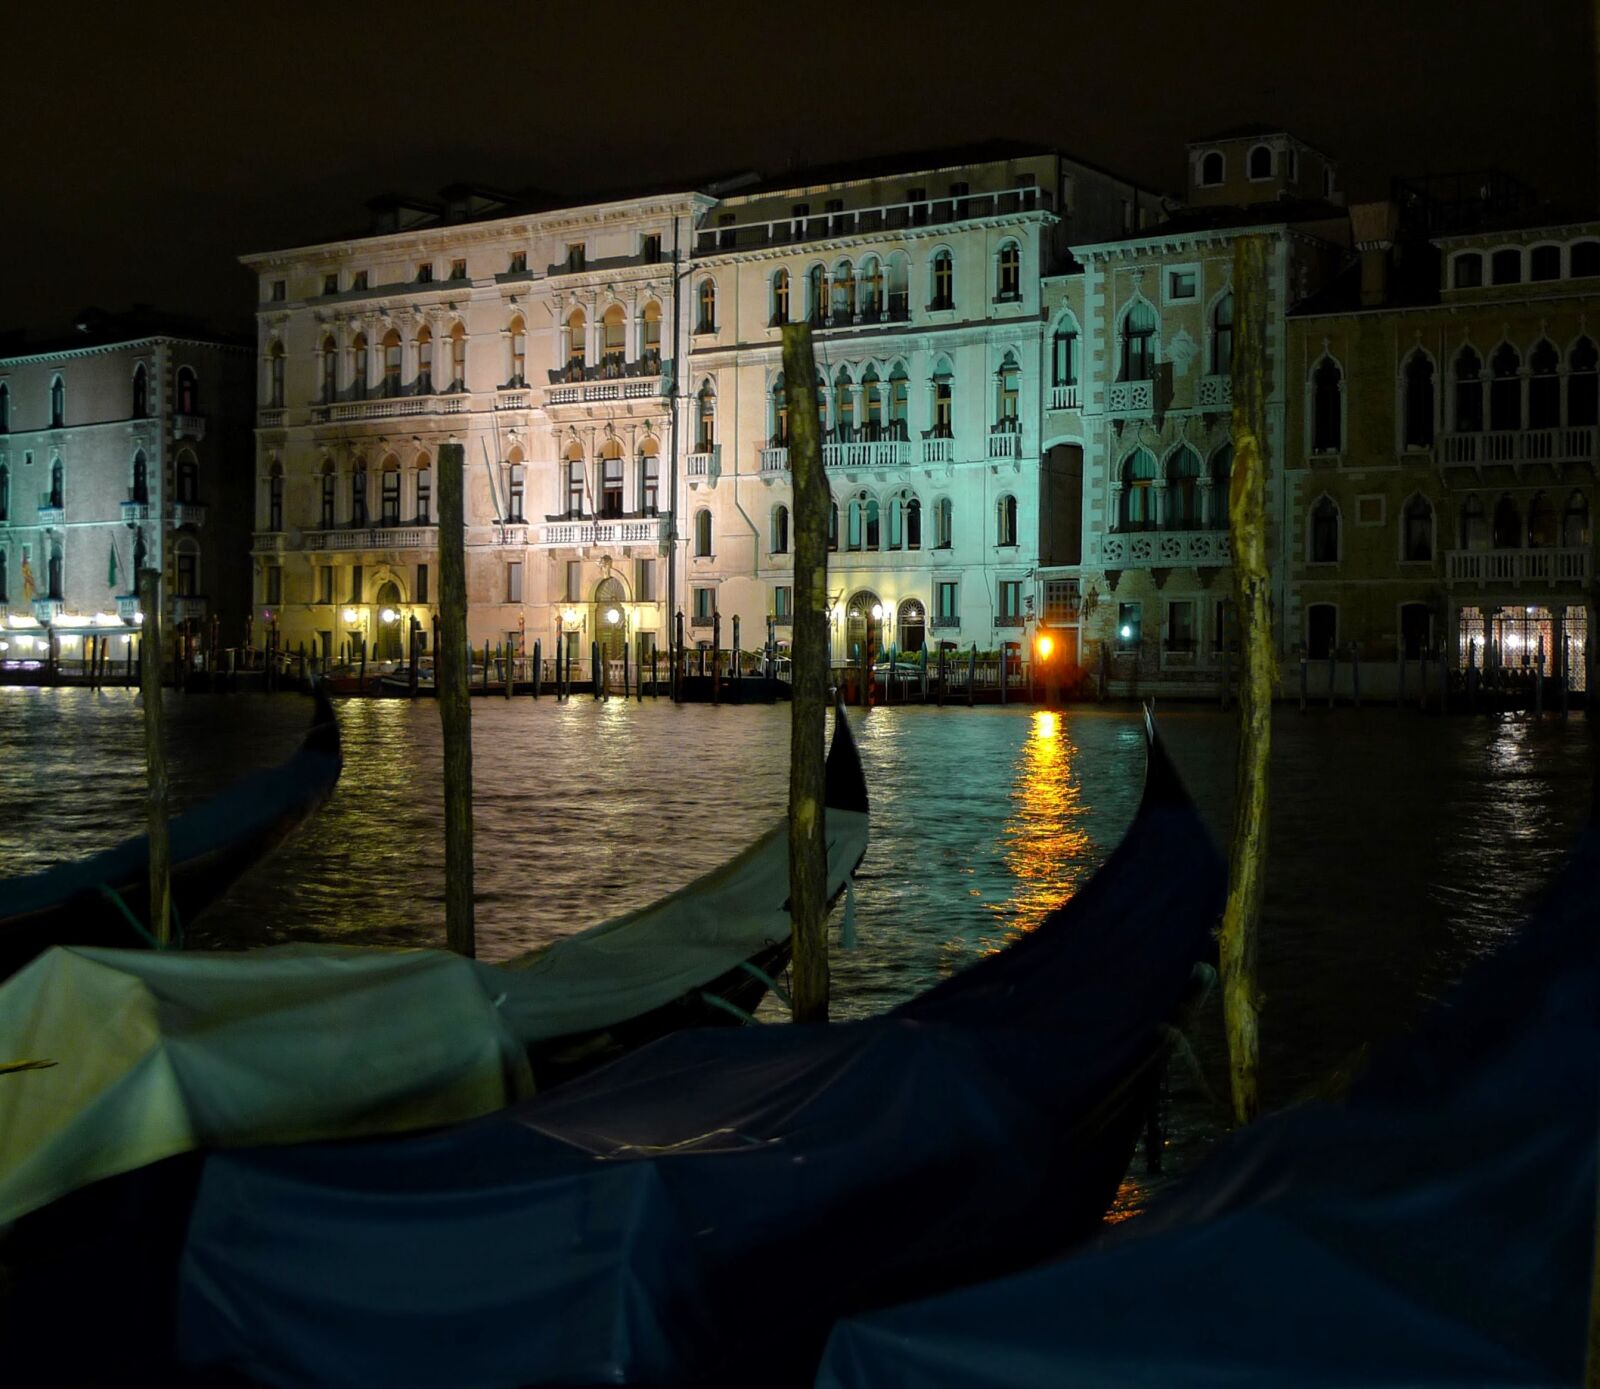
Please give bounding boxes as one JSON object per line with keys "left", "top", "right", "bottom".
{"left": 816, "top": 800, "right": 1600, "bottom": 1388}
{"left": 147, "top": 710, "right": 1223, "bottom": 1388}
{"left": 0, "top": 686, "right": 343, "bottom": 980}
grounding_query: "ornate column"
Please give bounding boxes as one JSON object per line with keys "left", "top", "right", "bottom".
{"left": 1198, "top": 476, "right": 1216, "bottom": 529}
{"left": 1152, "top": 479, "right": 1169, "bottom": 529}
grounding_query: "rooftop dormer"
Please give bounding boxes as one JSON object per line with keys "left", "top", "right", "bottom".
{"left": 1185, "top": 125, "right": 1339, "bottom": 208}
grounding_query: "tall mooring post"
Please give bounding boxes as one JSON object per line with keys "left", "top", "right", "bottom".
{"left": 137, "top": 568, "right": 172, "bottom": 946}
{"left": 437, "top": 441, "right": 475, "bottom": 958}
{"left": 783, "top": 322, "right": 831, "bottom": 1024}
{"left": 1219, "top": 232, "right": 1272, "bottom": 1127}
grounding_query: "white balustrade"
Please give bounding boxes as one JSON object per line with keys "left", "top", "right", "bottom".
{"left": 922, "top": 437, "right": 954, "bottom": 464}
{"left": 1106, "top": 380, "right": 1155, "bottom": 416}
{"left": 1442, "top": 426, "right": 1596, "bottom": 467}
{"left": 759, "top": 446, "right": 790, "bottom": 473}
{"left": 1446, "top": 547, "right": 1590, "bottom": 583}
{"left": 1093, "top": 528, "right": 1233, "bottom": 569}
{"left": 1049, "top": 384, "right": 1081, "bottom": 410}
{"left": 822, "top": 439, "right": 912, "bottom": 468}
{"left": 987, "top": 430, "right": 1022, "bottom": 460}
{"left": 1196, "top": 375, "right": 1232, "bottom": 410}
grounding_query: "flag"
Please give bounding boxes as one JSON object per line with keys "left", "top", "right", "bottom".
{"left": 108, "top": 541, "right": 119, "bottom": 591}
{"left": 20, "top": 555, "right": 36, "bottom": 602}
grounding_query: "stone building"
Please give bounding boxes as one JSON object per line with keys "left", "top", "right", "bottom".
{"left": 1042, "top": 127, "right": 1349, "bottom": 696}
{"left": 0, "top": 308, "right": 253, "bottom": 662}
{"left": 1284, "top": 181, "right": 1600, "bottom": 696}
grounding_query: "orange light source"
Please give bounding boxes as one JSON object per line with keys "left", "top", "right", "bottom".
{"left": 1036, "top": 634, "right": 1054, "bottom": 660}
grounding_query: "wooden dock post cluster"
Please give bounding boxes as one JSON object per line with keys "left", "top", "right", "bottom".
{"left": 783, "top": 322, "right": 831, "bottom": 1024}
{"left": 1219, "top": 233, "right": 1271, "bottom": 1127}
{"left": 436, "top": 441, "right": 476, "bottom": 958}
{"left": 137, "top": 567, "right": 172, "bottom": 946}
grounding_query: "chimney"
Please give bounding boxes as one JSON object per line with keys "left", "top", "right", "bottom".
{"left": 1349, "top": 200, "right": 1400, "bottom": 307}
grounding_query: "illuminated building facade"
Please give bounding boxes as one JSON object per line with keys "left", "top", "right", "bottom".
{"left": 0, "top": 309, "right": 253, "bottom": 661}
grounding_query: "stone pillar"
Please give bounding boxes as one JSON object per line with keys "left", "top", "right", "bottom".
{"left": 1152, "top": 480, "right": 1169, "bottom": 529}
{"left": 1198, "top": 476, "right": 1215, "bottom": 529}
{"left": 1110, "top": 483, "right": 1125, "bottom": 531}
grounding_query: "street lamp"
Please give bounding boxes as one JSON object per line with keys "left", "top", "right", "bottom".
{"left": 342, "top": 606, "right": 359, "bottom": 625}
{"left": 380, "top": 607, "right": 398, "bottom": 624}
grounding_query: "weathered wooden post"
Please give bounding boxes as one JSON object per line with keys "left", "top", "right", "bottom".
{"left": 1536, "top": 637, "right": 1545, "bottom": 716}
{"left": 436, "top": 441, "right": 475, "bottom": 958}
{"left": 504, "top": 640, "right": 512, "bottom": 700}
{"left": 409, "top": 620, "right": 420, "bottom": 699}
{"left": 713, "top": 610, "right": 722, "bottom": 705}
{"left": 1098, "top": 641, "right": 1109, "bottom": 702}
{"left": 672, "top": 611, "right": 684, "bottom": 703}
{"left": 1351, "top": 644, "right": 1361, "bottom": 708}
{"left": 1219, "top": 231, "right": 1272, "bottom": 1128}
{"left": 531, "top": 638, "right": 542, "bottom": 699}
{"left": 732, "top": 615, "right": 741, "bottom": 686}
{"left": 937, "top": 641, "right": 947, "bottom": 707}
{"left": 591, "top": 638, "right": 602, "bottom": 700}
{"left": 651, "top": 645, "right": 658, "bottom": 698}
{"left": 783, "top": 321, "right": 831, "bottom": 1024}
{"left": 999, "top": 642, "right": 1008, "bottom": 706}
{"left": 1326, "top": 647, "right": 1335, "bottom": 709}
{"left": 358, "top": 635, "right": 366, "bottom": 692}
{"left": 138, "top": 568, "right": 172, "bottom": 946}
{"left": 481, "top": 640, "right": 490, "bottom": 694}
{"left": 622, "top": 635, "right": 631, "bottom": 700}
{"left": 967, "top": 643, "right": 977, "bottom": 708}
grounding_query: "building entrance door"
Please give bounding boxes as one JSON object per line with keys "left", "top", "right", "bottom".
{"left": 374, "top": 581, "right": 403, "bottom": 660}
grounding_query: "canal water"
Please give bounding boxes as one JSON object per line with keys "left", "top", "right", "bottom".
{"left": 1, "top": 687, "right": 1591, "bottom": 1196}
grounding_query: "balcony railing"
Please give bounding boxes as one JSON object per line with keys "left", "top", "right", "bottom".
{"left": 1197, "top": 375, "right": 1232, "bottom": 410}
{"left": 1440, "top": 425, "right": 1596, "bottom": 468}
{"left": 547, "top": 353, "right": 665, "bottom": 385}
{"left": 987, "top": 427, "right": 1022, "bottom": 460}
{"left": 823, "top": 439, "right": 912, "bottom": 468}
{"left": 1049, "top": 383, "right": 1081, "bottom": 410}
{"left": 930, "top": 614, "right": 961, "bottom": 630}
{"left": 173, "top": 413, "right": 206, "bottom": 440}
{"left": 686, "top": 446, "right": 721, "bottom": 482}
{"left": 1092, "top": 528, "right": 1233, "bottom": 569}
{"left": 257, "top": 408, "right": 285, "bottom": 427}
{"left": 760, "top": 446, "right": 790, "bottom": 474}
{"left": 311, "top": 395, "right": 468, "bottom": 423}
{"left": 115, "top": 594, "right": 141, "bottom": 621}
{"left": 172, "top": 502, "right": 206, "bottom": 528}
{"left": 37, "top": 492, "right": 63, "bottom": 525}
{"left": 1107, "top": 380, "right": 1155, "bottom": 418}
{"left": 922, "top": 437, "right": 954, "bottom": 464}
{"left": 545, "top": 374, "right": 669, "bottom": 406}
{"left": 492, "top": 524, "right": 528, "bottom": 546}
{"left": 534, "top": 518, "right": 670, "bottom": 548}
{"left": 1445, "top": 547, "right": 1590, "bottom": 584}
{"left": 303, "top": 526, "right": 439, "bottom": 552}
{"left": 172, "top": 595, "right": 208, "bottom": 622}
{"left": 120, "top": 500, "right": 151, "bottom": 524}
{"left": 995, "top": 613, "right": 1026, "bottom": 628}
{"left": 252, "top": 531, "right": 287, "bottom": 553}
{"left": 33, "top": 598, "right": 66, "bottom": 623}
{"left": 494, "top": 390, "right": 530, "bottom": 411}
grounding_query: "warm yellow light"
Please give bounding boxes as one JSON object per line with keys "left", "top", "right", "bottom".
{"left": 1034, "top": 710, "right": 1059, "bottom": 740}
{"left": 1036, "top": 635, "right": 1054, "bottom": 659}
{"left": 870, "top": 603, "right": 884, "bottom": 620}
{"left": 342, "top": 607, "right": 359, "bottom": 624}
{"left": 561, "top": 607, "right": 582, "bottom": 627}
{"left": 605, "top": 607, "right": 621, "bottom": 625}
{"left": 380, "top": 607, "right": 397, "bottom": 623}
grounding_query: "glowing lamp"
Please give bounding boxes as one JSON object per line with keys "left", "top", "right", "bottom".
{"left": 133, "top": 612, "right": 145, "bottom": 625}
{"left": 1120, "top": 624, "right": 1132, "bottom": 639}
{"left": 870, "top": 603, "right": 884, "bottom": 620}
{"left": 1036, "top": 635, "right": 1054, "bottom": 659}
{"left": 380, "top": 608, "right": 397, "bottom": 623}
{"left": 605, "top": 607, "right": 622, "bottom": 625}
{"left": 342, "top": 607, "right": 359, "bottom": 624}
{"left": 561, "top": 607, "right": 582, "bottom": 627}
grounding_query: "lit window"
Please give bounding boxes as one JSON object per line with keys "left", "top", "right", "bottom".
{"left": 449, "top": 258, "right": 467, "bottom": 281}
{"left": 416, "top": 262, "right": 434, "bottom": 283}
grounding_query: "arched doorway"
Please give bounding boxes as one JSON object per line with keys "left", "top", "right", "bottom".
{"left": 594, "top": 576, "right": 627, "bottom": 665}
{"left": 374, "top": 580, "right": 404, "bottom": 660}
{"left": 897, "top": 597, "right": 926, "bottom": 654}
{"left": 845, "top": 588, "right": 882, "bottom": 662}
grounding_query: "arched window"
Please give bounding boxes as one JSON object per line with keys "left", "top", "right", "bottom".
{"left": 415, "top": 454, "right": 432, "bottom": 525}
{"left": 996, "top": 493, "right": 1018, "bottom": 546}
{"left": 1311, "top": 357, "right": 1343, "bottom": 452}
{"left": 1452, "top": 253, "right": 1484, "bottom": 289}
{"left": 50, "top": 376, "right": 65, "bottom": 427}
{"left": 415, "top": 325, "right": 433, "bottom": 394}
{"left": 846, "top": 491, "right": 880, "bottom": 551}
{"left": 268, "top": 343, "right": 285, "bottom": 407}
{"left": 1572, "top": 241, "right": 1600, "bottom": 278}
{"left": 176, "top": 450, "right": 199, "bottom": 504}
{"left": 1211, "top": 293, "right": 1234, "bottom": 375}
{"left": 1563, "top": 492, "right": 1589, "bottom": 548}
{"left": 638, "top": 438, "right": 660, "bottom": 516}
{"left": 506, "top": 445, "right": 527, "bottom": 523}
{"left": 1166, "top": 447, "right": 1201, "bottom": 528}
{"left": 1306, "top": 604, "right": 1337, "bottom": 659}
{"left": 1458, "top": 493, "right": 1487, "bottom": 550}
{"left": 995, "top": 353, "right": 1021, "bottom": 429}
{"left": 771, "top": 269, "right": 790, "bottom": 326}
{"left": 133, "top": 364, "right": 149, "bottom": 418}
{"left": 1210, "top": 444, "right": 1233, "bottom": 530}
{"left": 131, "top": 450, "right": 148, "bottom": 504}
{"left": 889, "top": 365, "right": 910, "bottom": 437}
{"left": 1527, "top": 492, "right": 1558, "bottom": 548}
{"left": 1120, "top": 300, "right": 1156, "bottom": 381}
{"left": 934, "top": 496, "right": 954, "bottom": 548}
{"left": 1489, "top": 343, "right": 1521, "bottom": 431}
{"left": 1491, "top": 494, "right": 1521, "bottom": 549}
{"left": 47, "top": 541, "right": 64, "bottom": 600}
{"left": 1402, "top": 493, "right": 1433, "bottom": 561}
{"left": 931, "top": 360, "right": 954, "bottom": 437}
{"left": 0, "top": 383, "right": 9, "bottom": 432}
{"left": 1199, "top": 150, "right": 1224, "bottom": 186}
{"left": 319, "top": 458, "right": 336, "bottom": 528}
{"left": 564, "top": 444, "right": 586, "bottom": 518}
{"left": 834, "top": 367, "right": 855, "bottom": 440}
{"left": 508, "top": 315, "right": 527, "bottom": 385}
{"left": 696, "top": 379, "right": 716, "bottom": 450}
{"left": 694, "top": 508, "right": 713, "bottom": 557}
{"left": 381, "top": 329, "right": 402, "bottom": 396}
{"left": 565, "top": 308, "right": 586, "bottom": 373}
{"left": 807, "top": 264, "right": 828, "bottom": 323}
{"left": 996, "top": 240, "right": 1021, "bottom": 300}
{"left": 886, "top": 252, "right": 910, "bottom": 319}
{"left": 350, "top": 459, "right": 368, "bottom": 527}
{"left": 1530, "top": 245, "right": 1562, "bottom": 281}
{"left": 697, "top": 278, "right": 717, "bottom": 333}
{"left": 1052, "top": 318, "right": 1079, "bottom": 388}
{"left": 930, "top": 250, "right": 954, "bottom": 310}
{"left": 1569, "top": 337, "right": 1599, "bottom": 427}
{"left": 1528, "top": 340, "right": 1560, "bottom": 429}
{"left": 600, "top": 305, "right": 625, "bottom": 371}
{"left": 1453, "top": 346, "right": 1484, "bottom": 432}
{"left": 599, "top": 441, "right": 623, "bottom": 518}
{"left": 176, "top": 366, "right": 197, "bottom": 414}
{"left": 770, "top": 372, "right": 789, "bottom": 445}
{"left": 174, "top": 538, "right": 200, "bottom": 598}
{"left": 321, "top": 336, "right": 339, "bottom": 402}
{"left": 828, "top": 499, "right": 839, "bottom": 551}
{"left": 1490, "top": 249, "right": 1522, "bottom": 285}
{"left": 861, "top": 369, "right": 884, "bottom": 439}
{"left": 265, "top": 461, "right": 283, "bottom": 533}
{"left": 48, "top": 457, "right": 63, "bottom": 507}
{"left": 887, "top": 489, "right": 921, "bottom": 550}
{"left": 380, "top": 454, "right": 401, "bottom": 525}
{"left": 1310, "top": 496, "right": 1339, "bottom": 562}
{"left": 0, "top": 463, "right": 9, "bottom": 522}
{"left": 831, "top": 260, "right": 855, "bottom": 322}
{"left": 349, "top": 335, "right": 367, "bottom": 401}
{"left": 897, "top": 597, "right": 926, "bottom": 654}
{"left": 1402, "top": 351, "right": 1435, "bottom": 447}
{"left": 858, "top": 256, "right": 883, "bottom": 316}
{"left": 1120, "top": 449, "right": 1157, "bottom": 530}
{"left": 771, "top": 503, "right": 790, "bottom": 555}
{"left": 1247, "top": 144, "right": 1273, "bottom": 179}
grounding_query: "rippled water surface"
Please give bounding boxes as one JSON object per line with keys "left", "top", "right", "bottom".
{"left": 2, "top": 686, "right": 1591, "bottom": 1184}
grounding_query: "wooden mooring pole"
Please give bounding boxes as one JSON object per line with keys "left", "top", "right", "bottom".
{"left": 783, "top": 322, "right": 830, "bottom": 1024}
{"left": 137, "top": 568, "right": 172, "bottom": 946}
{"left": 1218, "top": 232, "right": 1271, "bottom": 1128}
{"left": 436, "top": 441, "right": 475, "bottom": 958}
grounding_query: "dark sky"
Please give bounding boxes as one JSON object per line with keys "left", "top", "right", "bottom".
{"left": 7, "top": 0, "right": 1593, "bottom": 336}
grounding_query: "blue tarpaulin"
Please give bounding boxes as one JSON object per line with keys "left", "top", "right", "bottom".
{"left": 175, "top": 727, "right": 1225, "bottom": 1388}
{"left": 817, "top": 822, "right": 1600, "bottom": 1389}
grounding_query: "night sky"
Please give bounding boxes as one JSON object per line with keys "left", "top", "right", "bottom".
{"left": 8, "top": 0, "right": 1594, "bottom": 337}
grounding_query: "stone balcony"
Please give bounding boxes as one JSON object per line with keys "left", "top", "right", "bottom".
{"left": 533, "top": 517, "right": 670, "bottom": 549}
{"left": 1440, "top": 425, "right": 1596, "bottom": 471}
{"left": 172, "top": 502, "right": 206, "bottom": 528}
{"left": 1106, "top": 380, "right": 1155, "bottom": 419}
{"left": 987, "top": 427, "right": 1022, "bottom": 460}
{"left": 1445, "top": 546, "right": 1590, "bottom": 585}
{"left": 686, "top": 446, "right": 722, "bottom": 485}
{"left": 173, "top": 413, "right": 206, "bottom": 440}
{"left": 257, "top": 408, "right": 285, "bottom": 427}
{"left": 121, "top": 500, "right": 151, "bottom": 524}
{"left": 922, "top": 437, "right": 955, "bottom": 464}
{"left": 310, "top": 394, "right": 468, "bottom": 423}
{"left": 1092, "top": 527, "right": 1233, "bottom": 569}
{"left": 172, "top": 595, "right": 208, "bottom": 623}
{"left": 1049, "top": 384, "right": 1081, "bottom": 410}
{"left": 37, "top": 493, "right": 64, "bottom": 526}
{"left": 32, "top": 598, "right": 65, "bottom": 623}
{"left": 824, "top": 439, "right": 911, "bottom": 469}
{"left": 759, "top": 446, "right": 790, "bottom": 474}
{"left": 303, "top": 526, "right": 439, "bottom": 552}
{"left": 1197, "top": 375, "right": 1232, "bottom": 410}
{"left": 115, "top": 594, "right": 142, "bottom": 622}
{"left": 252, "top": 531, "right": 287, "bottom": 554}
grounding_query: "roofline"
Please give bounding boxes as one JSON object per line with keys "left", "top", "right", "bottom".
{"left": 0, "top": 334, "right": 252, "bottom": 367}
{"left": 1431, "top": 219, "right": 1600, "bottom": 246}
{"left": 1292, "top": 281, "right": 1600, "bottom": 322}
{"left": 240, "top": 189, "right": 717, "bottom": 269}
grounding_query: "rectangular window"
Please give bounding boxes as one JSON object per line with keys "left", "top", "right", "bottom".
{"left": 774, "top": 584, "right": 792, "bottom": 620}
{"left": 565, "top": 560, "right": 582, "bottom": 602}
{"left": 323, "top": 273, "right": 338, "bottom": 295}
{"left": 1357, "top": 496, "right": 1385, "bottom": 526}
{"left": 1043, "top": 578, "right": 1080, "bottom": 623}
{"left": 317, "top": 566, "right": 334, "bottom": 604}
{"left": 937, "top": 581, "right": 959, "bottom": 622}
{"left": 634, "top": 558, "right": 655, "bottom": 602}
{"left": 416, "top": 563, "right": 429, "bottom": 604}
{"left": 641, "top": 456, "right": 659, "bottom": 516}
{"left": 567, "top": 461, "right": 585, "bottom": 517}
{"left": 508, "top": 466, "right": 525, "bottom": 522}
{"left": 506, "top": 562, "right": 522, "bottom": 603}
{"left": 999, "top": 580, "right": 1024, "bottom": 620}
{"left": 693, "top": 586, "right": 715, "bottom": 621}
{"left": 381, "top": 469, "right": 400, "bottom": 525}
{"left": 1166, "top": 268, "right": 1197, "bottom": 300}
{"left": 1116, "top": 601, "right": 1142, "bottom": 650}
{"left": 566, "top": 243, "right": 586, "bottom": 272}
{"left": 449, "top": 258, "right": 466, "bottom": 281}
{"left": 270, "top": 280, "right": 286, "bottom": 301}
{"left": 416, "top": 467, "right": 432, "bottom": 524}
{"left": 1121, "top": 199, "right": 1132, "bottom": 232}
{"left": 1166, "top": 600, "right": 1196, "bottom": 652}
{"left": 351, "top": 271, "right": 368, "bottom": 291}
{"left": 265, "top": 565, "right": 282, "bottom": 603}
{"left": 349, "top": 564, "right": 363, "bottom": 605}
{"left": 509, "top": 251, "right": 527, "bottom": 274}
{"left": 416, "top": 262, "right": 434, "bottom": 283}
{"left": 1213, "top": 598, "right": 1235, "bottom": 652}
{"left": 642, "top": 233, "right": 661, "bottom": 264}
